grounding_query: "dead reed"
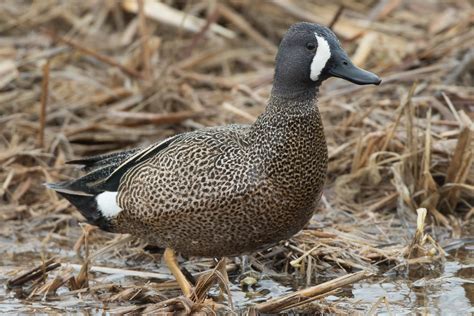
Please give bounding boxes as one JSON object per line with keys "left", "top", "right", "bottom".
{"left": 1, "top": 0, "right": 472, "bottom": 313}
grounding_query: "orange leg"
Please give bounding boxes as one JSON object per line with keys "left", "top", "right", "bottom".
{"left": 164, "top": 248, "right": 192, "bottom": 297}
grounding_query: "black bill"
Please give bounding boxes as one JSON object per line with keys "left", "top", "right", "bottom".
{"left": 328, "top": 49, "right": 381, "bottom": 85}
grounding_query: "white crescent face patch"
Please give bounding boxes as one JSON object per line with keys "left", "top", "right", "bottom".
{"left": 310, "top": 33, "right": 331, "bottom": 81}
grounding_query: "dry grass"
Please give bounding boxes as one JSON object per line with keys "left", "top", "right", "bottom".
{"left": 1, "top": 0, "right": 473, "bottom": 314}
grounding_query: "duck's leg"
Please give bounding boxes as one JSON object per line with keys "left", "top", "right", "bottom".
{"left": 164, "top": 248, "right": 192, "bottom": 297}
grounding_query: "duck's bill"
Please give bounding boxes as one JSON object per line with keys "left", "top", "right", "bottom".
{"left": 328, "top": 51, "right": 381, "bottom": 85}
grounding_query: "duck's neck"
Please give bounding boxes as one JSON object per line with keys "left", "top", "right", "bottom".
{"left": 250, "top": 87, "right": 326, "bottom": 162}
{"left": 249, "top": 88, "right": 328, "bottom": 197}
{"left": 265, "top": 88, "right": 319, "bottom": 115}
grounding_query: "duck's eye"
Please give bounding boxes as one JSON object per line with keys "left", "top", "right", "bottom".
{"left": 306, "top": 42, "right": 316, "bottom": 51}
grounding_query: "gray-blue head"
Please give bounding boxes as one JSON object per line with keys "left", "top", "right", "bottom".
{"left": 273, "top": 22, "right": 381, "bottom": 97}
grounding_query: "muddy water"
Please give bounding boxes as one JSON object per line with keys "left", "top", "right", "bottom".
{"left": 223, "top": 240, "right": 473, "bottom": 314}
{"left": 1, "top": 229, "right": 473, "bottom": 314}
{"left": 334, "top": 242, "right": 473, "bottom": 314}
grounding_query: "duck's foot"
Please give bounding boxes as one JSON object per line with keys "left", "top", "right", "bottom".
{"left": 164, "top": 248, "right": 193, "bottom": 297}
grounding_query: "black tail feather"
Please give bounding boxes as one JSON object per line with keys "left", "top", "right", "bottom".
{"left": 46, "top": 183, "right": 112, "bottom": 232}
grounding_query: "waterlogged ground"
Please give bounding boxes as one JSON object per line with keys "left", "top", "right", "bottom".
{"left": 1, "top": 0, "right": 473, "bottom": 313}
{"left": 1, "top": 223, "right": 472, "bottom": 314}
{"left": 335, "top": 241, "right": 473, "bottom": 314}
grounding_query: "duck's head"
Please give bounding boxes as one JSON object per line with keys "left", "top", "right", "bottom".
{"left": 273, "top": 22, "right": 381, "bottom": 97}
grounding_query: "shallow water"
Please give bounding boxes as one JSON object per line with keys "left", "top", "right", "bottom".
{"left": 339, "top": 242, "right": 473, "bottom": 315}
{"left": 219, "top": 239, "right": 473, "bottom": 314}
{"left": 1, "top": 230, "right": 473, "bottom": 314}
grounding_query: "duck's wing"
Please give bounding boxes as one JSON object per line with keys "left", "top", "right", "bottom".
{"left": 66, "top": 147, "right": 142, "bottom": 172}
{"left": 46, "top": 135, "right": 182, "bottom": 230}
{"left": 48, "top": 124, "right": 250, "bottom": 231}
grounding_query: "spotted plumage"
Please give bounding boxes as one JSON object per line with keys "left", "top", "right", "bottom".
{"left": 48, "top": 22, "right": 380, "bottom": 258}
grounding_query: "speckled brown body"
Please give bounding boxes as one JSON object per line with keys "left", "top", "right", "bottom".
{"left": 114, "top": 91, "right": 327, "bottom": 257}
{"left": 49, "top": 22, "right": 380, "bottom": 259}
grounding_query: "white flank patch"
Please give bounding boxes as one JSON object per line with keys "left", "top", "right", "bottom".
{"left": 310, "top": 33, "right": 331, "bottom": 81}
{"left": 96, "top": 191, "right": 122, "bottom": 218}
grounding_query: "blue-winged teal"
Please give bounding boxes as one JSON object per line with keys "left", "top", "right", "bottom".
{"left": 48, "top": 22, "right": 380, "bottom": 295}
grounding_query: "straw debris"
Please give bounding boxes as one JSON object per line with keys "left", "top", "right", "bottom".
{"left": 1, "top": 0, "right": 472, "bottom": 313}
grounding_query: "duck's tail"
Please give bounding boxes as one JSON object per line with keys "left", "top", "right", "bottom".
{"left": 47, "top": 136, "right": 181, "bottom": 232}
{"left": 46, "top": 181, "right": 115, "bottom": 232}
{"left": 45, "top": 149, "right": 140, "bottom": 232}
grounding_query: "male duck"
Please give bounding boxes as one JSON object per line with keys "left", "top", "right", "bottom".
{"left": 48, "top": 22, "right": 380, "bottom": 295}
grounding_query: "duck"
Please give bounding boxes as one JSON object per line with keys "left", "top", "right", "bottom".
{"left": 47, "top": 22, "right": 380, "bottom": 296}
